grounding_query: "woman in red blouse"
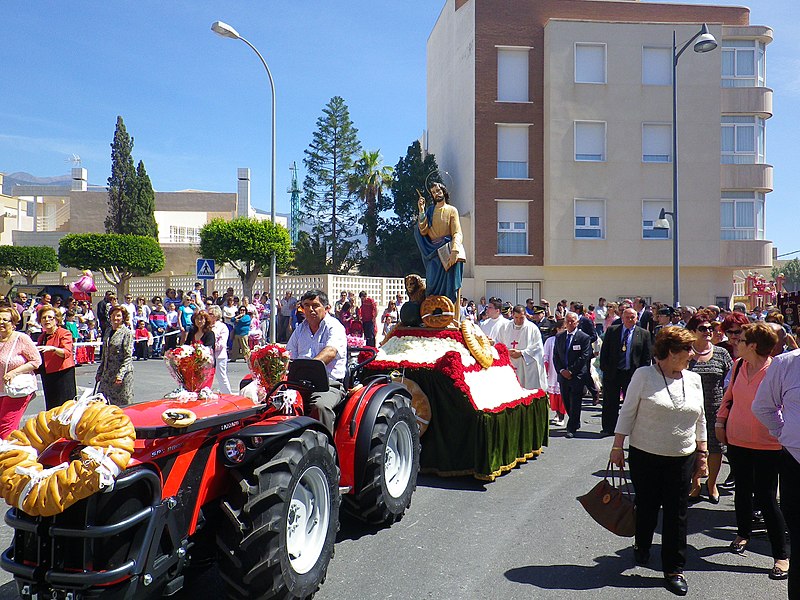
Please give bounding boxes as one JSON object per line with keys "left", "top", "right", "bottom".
{"left": 37, "top": 305, "right": 77, "bottom": 410}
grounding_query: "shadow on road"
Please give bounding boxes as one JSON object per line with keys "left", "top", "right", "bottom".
{"left": 415, "top": 474, "right": 488, "bottom": 492}
{"left": 504, "top": 550, "right": 664, "bottom": 591}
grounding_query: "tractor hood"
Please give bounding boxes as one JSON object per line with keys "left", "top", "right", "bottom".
{"left": 125, "top": 394, "right": 265, "bottom": 438}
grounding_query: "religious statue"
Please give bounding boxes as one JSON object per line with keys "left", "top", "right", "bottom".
{"left": 414, "top": 182, "right": 465, "bottom": 305}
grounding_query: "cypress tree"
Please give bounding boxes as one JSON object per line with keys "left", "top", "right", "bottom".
{"left": 131, "top": 160, "right": 158, "bottom": 239}
{"left": 105, "top": 116, "right": 137, "bottom": 234}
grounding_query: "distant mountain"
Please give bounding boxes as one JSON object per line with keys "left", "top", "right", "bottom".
{"left": 2, "top": 172, "right": 72, "bottom": 195}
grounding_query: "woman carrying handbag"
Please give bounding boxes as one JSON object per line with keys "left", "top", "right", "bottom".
{"left": 0, "top": 306, "right": 41, "bottom": 438}
{"left": 609, "top": 326, "right": 707, "bottom": 597}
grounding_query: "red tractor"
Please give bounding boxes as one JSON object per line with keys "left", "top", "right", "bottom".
{"left": 1, "top": 349, "right": 420, "bottom": 599}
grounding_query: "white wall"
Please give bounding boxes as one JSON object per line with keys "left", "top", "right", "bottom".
{"left": 426, "top": 0, "right": 476, "bottom": 272}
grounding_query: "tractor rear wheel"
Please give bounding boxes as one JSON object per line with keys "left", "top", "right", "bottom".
{"left": 343, "top": 392, "right": 420, "bottom": 525}
{"left": 217, "top": 429, "right": 339, "bottom": 600}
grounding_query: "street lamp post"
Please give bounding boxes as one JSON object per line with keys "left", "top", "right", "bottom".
{"left": 657, "top": 24, "right": 717, "bottom": 308}
{"left": 211, "top": 20, "right": 278, "bottom": 343}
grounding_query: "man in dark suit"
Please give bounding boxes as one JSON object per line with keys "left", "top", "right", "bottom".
{"left": 635, "top": 297, "right": 655, "bottom": 335}
{"left": 553, "top": 311, "right": 593, "bottom": 438}
{"left": 599, "top": 307, "right": 652, "bottom": 435}
{"left": 574, "top": 302, "right": 600, "bottom": 404}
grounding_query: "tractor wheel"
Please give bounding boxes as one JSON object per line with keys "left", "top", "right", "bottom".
{"left": 343, "top": 392, "right": 420, "bottom": 525}
{"left": 217, "top": 429, "right": 340, "bottom": 600}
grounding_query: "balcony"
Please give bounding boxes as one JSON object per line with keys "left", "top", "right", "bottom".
{"left": 720, "top": 239, "right": 772, "bottom": 268}
{"left": 720, "top": 164, "right": 773, "bottom": 192}
{"left": 721, "top": 87, "right": 772, "bottom": 119}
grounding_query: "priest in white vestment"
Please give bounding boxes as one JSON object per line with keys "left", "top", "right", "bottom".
{"left": 479, "top": 300, "right": 507, "bottom": 340}
{"left": 497, "top": 305, "right": 547, "bottom": 390}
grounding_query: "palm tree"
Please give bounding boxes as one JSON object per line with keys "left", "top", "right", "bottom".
{"left": 348, "top": 150, "right": 393, "bottom": 263}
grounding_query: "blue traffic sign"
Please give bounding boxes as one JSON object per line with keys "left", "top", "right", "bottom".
{"left": 196, "top": 258, "right": 216, "bottom": 280}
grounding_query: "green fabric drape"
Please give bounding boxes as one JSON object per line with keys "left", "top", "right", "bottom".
{"left": 372, "top": 367, "right": 549, "bottom": 481}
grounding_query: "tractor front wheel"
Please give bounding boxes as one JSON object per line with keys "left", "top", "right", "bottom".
{"left": 217, "top": 429, "right": 339, "bottom": 600}
{"left": 344, "top": 392, "right": 420, "bottom": 525}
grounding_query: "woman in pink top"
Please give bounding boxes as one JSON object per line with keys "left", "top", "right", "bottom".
{"left": 0, "top": 306, "right": 42, "bottom": 438}
{"left": 716, "top": 322, "right": 789, "bottom": 580}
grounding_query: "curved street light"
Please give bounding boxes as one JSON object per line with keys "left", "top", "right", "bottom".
{"left": 211, "top": 20, "right": 278, "bottom": 342}
{"left": 658, "top": 23, "right": 718, "bottom": 308}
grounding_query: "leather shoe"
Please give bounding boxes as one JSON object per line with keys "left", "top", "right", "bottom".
{"left": 664, "top": 573, "right": 688, "bottom": 596}
{"left": 708, "top": 494, "right": 720, "bottom": 504}
{"left": 565, "top": 432, "right": 574, "bottom": 439}
{"left": 633, "top": 546, "right": 649, "bottom": 566}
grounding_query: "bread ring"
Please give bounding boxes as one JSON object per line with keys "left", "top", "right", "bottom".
{"left": 420, "top": 295, "right": 455, "bottom": 329}
{"left": 460, "top": 319, "right": 494, "bottom": 369}
{"left": 161, "top": 408, "right": 197, "bottom": 428}
{"left": 0, "top": 393, "right": 134, "bottom": 517}
{"left": 390, "top": 373, "right": 432, "bottom": 436}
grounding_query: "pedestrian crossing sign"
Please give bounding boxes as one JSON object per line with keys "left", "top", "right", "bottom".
{"left": 196, "top": 259, "right": 216, "bottom": 280}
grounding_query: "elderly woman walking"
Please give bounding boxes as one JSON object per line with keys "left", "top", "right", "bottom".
{"left": 753, "top": 346, "right": 800, "bottom": 599}
{"left": 685, "top": 309, "right": 732, "bottom": 503}
{"left": 610, "top": 326, "right": 707, "bottom": 596}
{"left": 717, "top": 323, "right": 789, "bottom": 582}
{"left": 95, "top": 305, "right": 134, "bottom": 406}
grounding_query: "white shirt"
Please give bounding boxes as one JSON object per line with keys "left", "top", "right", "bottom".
{"left": 480, "top": 315, "right": 506, "bottom": 341}
{"left": 616, "top": 365, "right": 706, "bottom": 456}
{"left": 287, "top": 315, "right": 347, "bottom": 380}
{"left": 211, "top": 320, "right": 229, "bottom": 360}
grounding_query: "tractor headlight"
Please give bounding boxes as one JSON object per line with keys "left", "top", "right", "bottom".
{"left": 249, "top": 436, "right": 265, "bottom": 448}
{"left": 223, "top": 438, "right": 247, "bottom": 464}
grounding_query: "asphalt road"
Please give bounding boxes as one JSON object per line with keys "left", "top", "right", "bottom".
{"left": 0, "top": 359, "right": 788, "bottom": 599}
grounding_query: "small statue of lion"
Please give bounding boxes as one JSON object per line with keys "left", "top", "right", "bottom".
{"left": 404, "top": 274, "right": 426, "bottom": 304}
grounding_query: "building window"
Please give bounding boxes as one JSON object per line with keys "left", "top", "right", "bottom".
{"left": 497, "top": 48, "right": 529, "bottom": 102}
{"left": 642, "top": 46, "right": 672, "bottom": 85}
{"left": 642, "top": 123, "right": 671, "bottom": 163}
{"left": 169, "top": 225, "right": 201, "bottom": 244}
{"left": 574, "top": 199, "right": 605, "bottom": 239}
{"left": 575, "top": 43, "right": 606, "bottom": 84}
{"left": 642, "top": 200, "right": 671, "bottom": 239}
{"left": 497, "top": 201, "right": 528, "bottom": 255}
{"left": 497, "top": 125, "right": 529, "bottom": 178}
{"left": 25, "top": 201, "right": 35, "bottom": 217}
{"left": 722, "top": 40, "right": 766, "bottom": 87}
{"left": 720, "top": 191, "right": 765, "bottom": 240}
{"left": 574, "top": 121, "right": 606, "bottom": 162}
{"left": 721, "top": 116, "right": 765, "bottom": 164}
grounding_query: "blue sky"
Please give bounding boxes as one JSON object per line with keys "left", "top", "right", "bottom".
{"left": 1, "top": 1, "right": 797, "bottom": 256}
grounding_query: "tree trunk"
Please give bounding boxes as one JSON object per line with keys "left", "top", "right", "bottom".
{"left": 241, "top": 264, "right": 259, "bottom": 301}
{"left": 24, "top": 274, "right": 35, "bottom": 285}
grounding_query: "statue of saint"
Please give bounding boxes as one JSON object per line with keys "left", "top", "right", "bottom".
{"left": 413, "top": 182, "right": 465, "bottom": 304}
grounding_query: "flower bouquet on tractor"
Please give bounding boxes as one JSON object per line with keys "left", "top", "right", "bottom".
{"left": 164, "top": 343, "right": 215, "bottom": 394}
{"left": 0, "top": 341, "right": 420, "bottom": 600}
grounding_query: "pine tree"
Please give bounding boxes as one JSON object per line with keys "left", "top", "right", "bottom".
{"left": 131, "top": 160, "right": 158, "bottom": 238}
{"left": 301, "top": 96, "right": 362, "bottom": 273}
{"left": 105, "top": 116, "right": 137, "bottom": 234}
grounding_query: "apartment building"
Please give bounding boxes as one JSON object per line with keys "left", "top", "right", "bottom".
{"left": 427, "top": 0, "right": 773, "bottom": 307}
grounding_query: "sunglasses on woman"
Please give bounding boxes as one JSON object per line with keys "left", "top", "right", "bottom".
{"left": 696, "top": 325, "right": 713, "bottom": 333}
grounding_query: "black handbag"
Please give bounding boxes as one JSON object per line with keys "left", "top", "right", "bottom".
{"left": 577, "top": 461, "right": 636, "bottom": 537}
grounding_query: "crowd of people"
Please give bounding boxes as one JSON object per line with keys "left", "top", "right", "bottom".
{"left": 0, "top": 283, "right": 797, "bottom": 598}
{"left": 475, "top": 294, "right": 796, "bottom": 598}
